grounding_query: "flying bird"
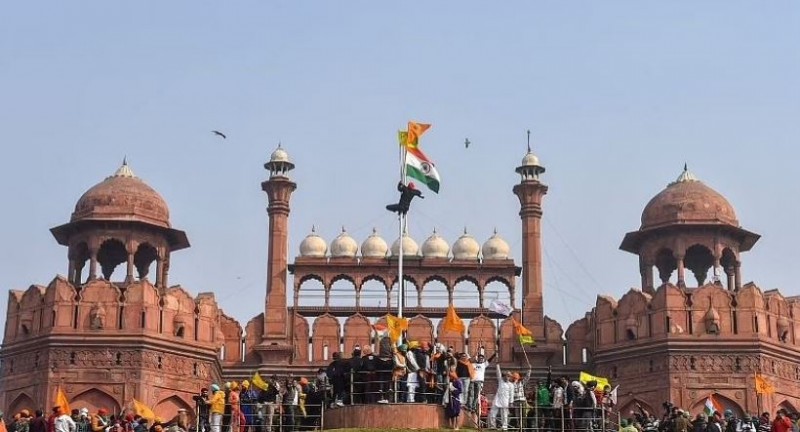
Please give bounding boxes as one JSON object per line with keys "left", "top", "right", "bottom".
{"left": 465, "top": 138, "right": 471, "bottom": 148}
{"left": 212, "top": 130, "right": 227, "bottom": 139}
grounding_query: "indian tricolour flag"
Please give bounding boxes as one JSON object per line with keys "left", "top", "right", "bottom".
{"left": 405, "top": 146, "right": 441, "bottom": 193}
{"left": 703, "top": 395, "right": 721, "bottom": 416}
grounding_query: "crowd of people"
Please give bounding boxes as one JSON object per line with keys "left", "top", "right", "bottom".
{"left": 1, "top": 406, "right": 187, "bottom": 432}
{"left": 621, "top": 404, "right": 800, "bottom": 432}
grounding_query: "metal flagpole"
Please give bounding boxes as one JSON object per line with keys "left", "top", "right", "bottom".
{"left": 397, "top": 131, "right": 408, "bottom": 345}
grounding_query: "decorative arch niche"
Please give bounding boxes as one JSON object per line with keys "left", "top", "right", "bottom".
{"left": 7, "top": 393, "right": 36, "bottom": 417}
{"left": 70, "top": 388, "right": 121, "bottom": 414}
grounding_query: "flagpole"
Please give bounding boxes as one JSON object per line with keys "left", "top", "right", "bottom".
{"left": 397, "top": 135, "right": 408, "bottom": 345}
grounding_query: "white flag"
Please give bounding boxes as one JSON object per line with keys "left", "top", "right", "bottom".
{"left": 489, "top": 300, "right": 513, "bottom": 317}
{"left": 609, "top": 385, "right": 619, "bottom": 406}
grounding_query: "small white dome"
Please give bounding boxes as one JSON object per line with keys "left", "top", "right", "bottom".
{"left": 521, "top": 151, "right": 541, "bottom": 167}
{"left": 482, "top": 230, "right": 510, "bottom": 260}
{"left": 330, "top": 227, "right": 358, "bottom": 258}
{"left": 421, "top": 229, "right": 450, "bottom": 258}
{"left": 299, "top": 226, "right": 327, "bottom": 257}
{"left": 452, "top": 228, "right": 480, "bottom": 261}
{"left": 270, "top": 144, "right": 290, "bottom": 163}
{"left": 361, "top": 228, "right": 389, "bottom": 258}
{"left": 391, "top": 231, "right": 419, "bottom": 256}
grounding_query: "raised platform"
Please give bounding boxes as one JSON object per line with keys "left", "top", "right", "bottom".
{"left": 323, "top": 403, "right": 468, "bottom": 430}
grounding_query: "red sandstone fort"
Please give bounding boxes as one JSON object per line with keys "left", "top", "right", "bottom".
{"left": 2, "top": 145, "right": 799, "bottom": 418}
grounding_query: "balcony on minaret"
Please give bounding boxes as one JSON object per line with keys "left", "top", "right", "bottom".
{"left": 264, "top": 144, "right": 295, "bottom": 178}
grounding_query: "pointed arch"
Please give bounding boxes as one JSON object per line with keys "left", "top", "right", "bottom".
{"left": 407, "top": 315, "right": 434, "bottom": 345}
{"left": 155, "top": 395, "right": 193, "bottom": 422}
{"left": 7, "top": 392, "right": 36, "bottom": 417}
{"left": 437, "top": 317, "right": 465, "bottom": 353}
{"left": 468, "top": 315, "right": 497, "bottom": 357}
{"left": 311, "top": 314, "right": 340, "bottom": 363}
{"left": 293, "top": 315, "right": 310, "bottom": 363}
{"left": 343, "top": 314, "right": 371, "bottom": 355}
{"left": 71, "top": 387, "right": 121, "bottom": 414}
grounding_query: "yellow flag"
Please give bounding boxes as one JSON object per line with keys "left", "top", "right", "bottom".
{"left": 55, "top": 387, "right": 70, "bottom": 415}
{"left": 442, "top": 305, "right": 466, "bottom": 335}
{"left": 406, "top": 122, "right": 431, "bottom": 149}
{"left": 252, "top": 372, "right": 269, "bottom": 391}
{"left": 386, "top": 314, "right": 408, "bottom": 343}
{"left": 511, "top": 317, "right": 535, "bottom": 346}
{"left": 755, "top": 374, "right": 775, "bottom": 395}
{"left": 132, "top": 398, "right": 156, "bottom": 423}
{"left": 579, "top": 371, "right": 610, "bottom": 389}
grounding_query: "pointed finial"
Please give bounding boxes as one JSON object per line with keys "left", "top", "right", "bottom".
{"left": 684, "top": 162, "right": 688, "bottom": 172}
{"left": 526, "top": 130, "right": 531, "bottom": 152}
{"left": 278, "top": 141, "right": 282, "bottom": 149}
{"left": 432, "top": 227, "right": 437, "bottom": 235}
{"left": 311, "top": 225, "right": 317, "bottom": 233}
{"left": 341, "top": 225, "right": 346, "bottom": 233}
{"left": 463, "top": 226, "right": 468, "bottom": 235}
{"left": 493, "top": 227, "right": 498, "bottom": 235}
{"left": 372, "top": 227, "right": 377, "bottom": 235}
{"left": 123, "top": 156, "right": 128, "bottom": 166}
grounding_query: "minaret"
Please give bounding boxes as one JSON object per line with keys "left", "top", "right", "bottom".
{"left": 512, "top": 132, "right": 548, "bottom": 339}
{"left": 261, "top": 144, "right": 296, "bottom": 344}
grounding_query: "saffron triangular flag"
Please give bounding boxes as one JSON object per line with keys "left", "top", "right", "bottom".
{"left": 251, "top": 371, "right": 269, "bottom": 391}
{"left": 442, "top": 305, "right": 466, "bottom": 335}
{"left": 511, "top": 317, "right": 535, "bottom": 345}
{"left": 406, "top": 121, "right": 431, "bottom": 149}
{"left": 55, "top": 386, "right": 71, "bottom": 415}
{"left": 132, "top": 398, "right": 156, "bottom": 423}
{"left": 755, "top": 374, "right": 775, "bottom": 395}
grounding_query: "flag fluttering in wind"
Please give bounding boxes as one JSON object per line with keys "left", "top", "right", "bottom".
{"left": 579, "top": 371, "right": 610, "bottom": 389}
{"left": 55, "top": 386, "right": 71, "bottom": 415}
{"left": 251, "top": 371, "right": 269, "bottom": 391}
{"left": 511, "top": 317, "right": 535, "bottom": 346}
{"left": 609, "top": 385, "right": 619, "bottom": 406}
{"left": 132, "top": 398, "right": 156, "bottom": 423}
{"left": 442, "top": 305, "right": 466, "bottom": 335}
{"left": 489, "top": 299, "right": 513, "bottom": 317}
{"left": 703, "top": 394, "right": 722, "bottom": 416}
{"left": 398, "top": 131, "right": 441, "bottom": 193}
{"left": 386, "top": 315, "right": 409, "bottom": 344}
{"left": 755, "top": 374, "right": 775, "bottom": 395}
{"left": 406, "top": 122, "right": 431, "bottom": 150}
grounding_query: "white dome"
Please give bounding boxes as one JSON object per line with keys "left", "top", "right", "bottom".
{"left": 521, "top": 151, "right": 541, "bottom": 167}
{"left": 270, "top": 144, "right": 290, "bottom": 163}
{"left": 482, "top": 230, "right": 510, "bottom": 260}
{"left": 391, "top": 231, "right": 419, "bottom": 256}
{"left": 361, "top": 228, "right": 389, "bottom": 258}
{"left": 299, "top": 226, "right": 327, "bottom": 257}
{"left": 330, "top": 227, "right": 358, "bottom": 258}
{"left": 452, "top": 228, "right": 480, "bottom": 261}
{"left": 421, "top": 229, "right": 450, "bottom": 258}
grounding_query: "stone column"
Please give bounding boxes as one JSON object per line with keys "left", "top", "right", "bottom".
{"left": 155, "top": 257, "right": 163, "bottom": 288}
{"left": 640, "top": 256, "right": 654, "bottom": 293}
{"left": 675, "top": 253, "right": 686, "bottom": 287}
{"left": 68, "top": 259, "right": 76, "bottom": 284}
{"left": 89, "top": 249, "right": 98, "bottom": 281}
{"left": 735, "top": 261, "right": 742, "bottom": 290}
{"left": 126, "top": 251, "right": 135, "bottom": 283}
{"left": 324, "top": 282, "right": 331, "bottom": 309}
{"left": 725, "top": 266, "right": 735, "bottom": 291}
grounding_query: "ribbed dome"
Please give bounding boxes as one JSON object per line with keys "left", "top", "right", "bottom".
{"left": 452, "top": 229, "right": 480, "bottom": 261}
{"left": 72, "top": 160, "right": 171, "bottom": 228}
{"left": 361, "top": 228, "right": 388, "bottom": 258}
{"left": 299, "top": 226, "right": 327, "bottom": 257}
{"left": 641, "top": 166, "right": 738, "bottom": 230}
{"left": 391, "top": 231, "right": 419, "bottom": 256}
{"left": 330, "top": 227, "right": 358, "bottom": 258}
{"left": 421, "top": 229, "right": 450, "bottom": 258}
{"left": 521, "top": 152, "right": 542, "bottom": 167}
{"left": 482, "top": 230, "right": 510, "bottom": 260}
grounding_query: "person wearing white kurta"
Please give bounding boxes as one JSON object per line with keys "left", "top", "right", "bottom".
{"left": 488, "top": 364, "right": 514, "bottom": 430}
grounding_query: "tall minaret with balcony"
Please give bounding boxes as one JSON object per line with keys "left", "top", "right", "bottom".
{"left": 512, "top": 134, "right": 548, "bottom": 340}
{"left": 260, "top": 145, "right": 296, "bottom": 354}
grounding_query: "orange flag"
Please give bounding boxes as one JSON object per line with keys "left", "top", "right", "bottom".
{"left": 442, "top": 305, "right": 466, "bottom": 335}
{"left": 406, "top": 122, "right": 431, "bottom": 149}
{"left": 55, "top": 386, "right": 71, "bottom": 415}
{"left": 755, "top": 374, "right": 775, "bottom": 395}
{"left": 386, "top": 314, "right": 408, "bottom": 343}
{"left": 132, "top": 398, "right": 156, "bottom": 423}
{"left": 512, "top": 317, "right": 535, "bottom": 345}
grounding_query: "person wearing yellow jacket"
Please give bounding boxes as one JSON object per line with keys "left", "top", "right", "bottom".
{"left": 209, "top": 384, "right": 225, "bottom": 432}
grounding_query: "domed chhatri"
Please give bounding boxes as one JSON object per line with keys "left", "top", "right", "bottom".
{"left": 452, "top": 228, "right": 480, "bottom": 261}
{"left": 71, "top": 159, "right": 171, "bottom": 229}
{"left": 361, "top": 228, "right": 389, "bottom": 258}
{"left": 515, "top": 131, "right": 545, "bottom": 181}
{"left": 421, "top": 229, "right": 450, "bottom": 259}
{"left": 264, "top": 143, "right": 295, "bottom": 177}
{"left": 330, "top": 227, "right": 358, "bottom": 258}
{"left": 640, "top": 165, "right": 738, "bottom": 230}
{"left": 299, "top": 226, "right": 327, "bottom": 258}
{"left": 391, "top": 230, "right": 419, "bottom": 257}
{"left": 482, "top": 229, "right": 511, "bottom": 260}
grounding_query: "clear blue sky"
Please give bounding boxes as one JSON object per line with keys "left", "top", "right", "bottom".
{"left": 1, "top": 2, "right": 798, "bottom": 332}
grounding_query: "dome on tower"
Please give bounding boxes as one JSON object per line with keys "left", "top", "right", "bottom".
{"left": 481, "top": 230, "right": 510, "bottom": 260}
{"left": 330, "top": 227, "right": 358, "bottom": 258}
{"left": 361, "top": 228, "right": 389, "bottom": 258}
{"left": 640, "top": 165, "right": 738, "bottom": 230}
{"left": 452, "top": 229, "right": 480, "bottom": 261}
{"left": 521, "top": 152, "right": 542, "bottom": 168}
{"left": 391, "top": 231, "right": 419, "bottom": 257}
{"left": 71, "top": 160, "right": 171, "bottom": 229}
{"left": 270, "top": 145, "right": 290, "bottom": 163}
{"left": 299, "top": 226, "right": 327, "bottom": 257}
{"left": 421, "top": 229, "right": 450, "bottom": 259}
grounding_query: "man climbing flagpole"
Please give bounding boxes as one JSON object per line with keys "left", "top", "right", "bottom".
{"left": 386, "top": 121, "right": 440, "bottom": 345}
